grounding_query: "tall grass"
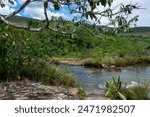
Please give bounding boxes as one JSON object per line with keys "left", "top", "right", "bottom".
{"left": 127, "top": 84, "right": 149, "bottom": 100}
{"left": 105, "top": 77, "right": 150, "bottom": 100}
{"left": 39, "top": 64, "right": 75, "bottom": 87}
{"left": 84, "top": 56, "right": 150, "bottom": 68}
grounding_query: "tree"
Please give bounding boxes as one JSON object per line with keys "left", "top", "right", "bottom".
{"left": 0, "top": 0, "right": 140, "bottom": 34}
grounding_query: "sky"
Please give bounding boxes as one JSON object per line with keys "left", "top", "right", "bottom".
{"left": 0, "top": 0, "right": 150, "bottom": 27}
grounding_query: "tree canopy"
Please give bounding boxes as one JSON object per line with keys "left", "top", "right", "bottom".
{"left": 0, "top": 0, "right": 140, "bottom": 34}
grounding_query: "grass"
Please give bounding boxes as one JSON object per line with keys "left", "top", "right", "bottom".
{"left": 84, "top": 56, "right": 150, "bottom": 68}
{"left": 77, "top": 87, "right": 86, "bottom": 100}
{"left": 39, "top": 64, "right": 75, "bottom": 87}
{"left": 105, "top": 77, "right": 150, "bottom": 100}
{"left": 127, "top": 84, "right": 149, "bottom": 100}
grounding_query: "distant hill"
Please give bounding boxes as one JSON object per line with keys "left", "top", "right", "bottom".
{"left": 130, "top": 27, "right": 150, "bottom": 36}
{"left": 7, "top": 15, "right": 39, "bottom": 25}
{"left": 3, "top": 15, "right": 150, "bottom": 36}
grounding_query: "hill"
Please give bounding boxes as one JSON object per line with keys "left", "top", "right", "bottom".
{"left": 5, "top": 15, "right": 150, "bottom": 36}
{"left": 131, "top": 27, "right": 150, "bottom": 36}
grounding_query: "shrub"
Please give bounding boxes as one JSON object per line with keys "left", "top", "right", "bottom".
{"left": 127, "top": 84, "right": 149, "bottom": 100}
{"left": 0, "top": 22, "right": 76, "bottom": 87}
{"left": 101, "top": 56, "right": 115, "bottom": 65}
{"left": 105, "top": 77, "right": 150, "bottom": 100}
{"left": 105, "top": 76, "right": 126, "bottom": 100}
{"left": 84, "top": 58, "right": 102, "bottom": 68}
{"left": 0, "top": 25, "right": 30, "bottom": 80}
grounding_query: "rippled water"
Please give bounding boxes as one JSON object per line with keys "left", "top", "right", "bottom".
{"left": 60, "top": 65, "right": 150, "bottom": 90}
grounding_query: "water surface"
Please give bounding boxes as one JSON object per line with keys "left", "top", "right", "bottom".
{"left": 60, "top": 65, "right": 150, "bottom": 90}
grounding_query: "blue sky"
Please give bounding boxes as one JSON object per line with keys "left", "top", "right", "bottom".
{"left": 0, "top": 0, "right": 150, "bottom": 26}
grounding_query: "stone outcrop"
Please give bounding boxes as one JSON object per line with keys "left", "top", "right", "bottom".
{"left": 0, "top": 81, "right": 109, "bottom": 100}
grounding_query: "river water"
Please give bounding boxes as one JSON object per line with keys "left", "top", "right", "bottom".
{"left": 60, "top": 65, "right": 150, "bottom": 90}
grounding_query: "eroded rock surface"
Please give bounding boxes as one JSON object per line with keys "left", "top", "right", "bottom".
{"left": 0, "top": 81, "right": 109, "bottom": 100}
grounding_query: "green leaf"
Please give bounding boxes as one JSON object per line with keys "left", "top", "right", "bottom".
{"left": 112, "top": 76, "right": 117, "bottom": 85}
{"left": 0, "top": 3, "right": 5, "bottom": 8}
{"left": 54, "top": 2, "right": 60, "bottom": 10}
{"left": 105, "top": 81, "right": 109, "bottom": 88}
{"left": 100, "top": 0, "right": 107, "bottom": 7}
{"left": 105, "top": 90, "right": 110, "bottom": 96}
{"left": 8, "top": 0, "right": 14, "bottom": 4}
{"left": 118, "top": 92, "right": 126, "bottom": 100}
{"left": 108, "top": 0, "right": 113, "bottom": 6}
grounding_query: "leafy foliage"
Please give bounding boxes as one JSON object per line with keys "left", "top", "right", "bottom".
{"left": 105, "top": 76, "right": 126, "bottom": 100}
{"left": 0, "top": 21, "right": 76, "bottom": 86}
{"left": 105, "top": 76, "right": 150, "bottom": 100}
{"left": 77, "top": 87, "right": 86, "bottom": 100}
{"left": 0, "top": 0, "right": 139, "bottom": 33}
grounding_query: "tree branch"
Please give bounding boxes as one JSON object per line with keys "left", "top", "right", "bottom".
{"left": 0, "top": 15, "right": 45, "bottom": 32}
{"left": 5, "top": 0, "right": 31, "bottom": 19}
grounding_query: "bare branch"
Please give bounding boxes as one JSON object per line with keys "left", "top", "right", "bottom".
{"left": 0, "top": 15, "right": 45, "bottom": 32}
{"left": 5, "top": 0, "right": 31, "bottom": 19}
{"left": 44, "top": 1, "right": 50, "bottom": 27}
{"left": 48, "top": 27, "right": 76, "bottom": 35}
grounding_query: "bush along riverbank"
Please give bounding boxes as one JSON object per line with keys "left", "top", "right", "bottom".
{"left": 48, "top": 55, "right": 150, "bottom": 70}
{"left": 105, "top": 77, "right": 150, "bottom": 100}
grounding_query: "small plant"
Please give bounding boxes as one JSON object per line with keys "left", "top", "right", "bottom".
{"left": 105, "top": 76, "right": 126, "bottom": 100}
{"left": 77, "top": 87, "right": 86, "bottom": 100}
{"left": 49, "top": 57, "right": 60, "bottom": 65}
{"left": 127, "top": 84, "right": 149, "bottom": 100}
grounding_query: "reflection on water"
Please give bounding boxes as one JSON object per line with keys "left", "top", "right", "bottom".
{"left": 60, "top": 65, "right": 150, "bottom": 90}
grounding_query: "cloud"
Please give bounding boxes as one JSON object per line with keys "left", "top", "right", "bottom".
{"left": 1, "top": 0, "right": 17, "bottom": 7}
{"left": 17, "top": 0, "right": 67, "bottom": 20}
{"left": 24, "top": 6, "right": 65, "bottom": 20}
{"left": 93, "top": 0, "right": 150, "bottom": 26}
{"left": 111, "top": 0, "right": 150, "bottom": 26}
{"left": 0, "top": 5, "right": 15, "bottom": 15}
{"left": 1, "top": 0, "right": 150, "bottom": 26}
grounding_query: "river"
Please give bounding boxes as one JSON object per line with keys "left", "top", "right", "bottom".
{"left": 60, "top": 65, "right": 150, "bottom": 90}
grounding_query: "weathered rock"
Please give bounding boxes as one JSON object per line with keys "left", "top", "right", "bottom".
{"left": 68, "top": 87, "right": 78, "bottom": 96}
{"left": 84, "top": 89, "right": 110, "bottom": 100}
{"left": 0, "top": 81, "right": 108, "bottom": 100}
{"left": 101, "top": 64, "right": 109, "bottom": 69}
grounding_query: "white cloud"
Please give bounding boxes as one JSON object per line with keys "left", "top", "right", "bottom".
{"left": 1, "top": 0, "right": 150, "bottom": 26}
{"left": 111, "top": 0, "right": 150, "bottom": 26}
{"left": 93, "top": 0, "right": 150, "bottom": 26}
{"left": 0, "top": 0, "right": 17, "bottom": 15}
{"left": 20, "top": 0, "right": 67, "bottom": 20}
{"left": 0, "top": 6, "right": 15, "bottom": 15}
{"left": 24, "top": 6, "right": 64, "bottom": 20}
{"left": 1, "top": 0, "right": 17, "bottom": 7}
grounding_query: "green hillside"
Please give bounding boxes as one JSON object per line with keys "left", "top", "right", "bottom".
{"left": 131, "top": 27, "right": 150, "bottom": 36}
{"left": 7, "top": 15, "right": 150, "bottom": 35}
{"left": 7, "top": 15, "right": 38, "bottom": 25}
{"left": 1, "top": 16, "right": 150, "bottom": 83}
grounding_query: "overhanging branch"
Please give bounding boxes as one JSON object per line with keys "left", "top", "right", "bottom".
{"left": 5, "top": 0, "right": 31, "bottom": 19}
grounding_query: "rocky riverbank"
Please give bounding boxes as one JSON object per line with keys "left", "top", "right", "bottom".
{"left": 0, "top": 81, "right": 109, "bottom": 100}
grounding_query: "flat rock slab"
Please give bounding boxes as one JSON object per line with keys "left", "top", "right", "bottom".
{"left": 0, "top": 81, "right": 108, "bottom": 100}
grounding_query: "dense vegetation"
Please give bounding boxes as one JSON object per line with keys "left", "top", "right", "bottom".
{"left": 0, "top": 19, "right": 150, "bottom": 86}
{"left": 0, "top": 21, "right": 75, "bottom": 86}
